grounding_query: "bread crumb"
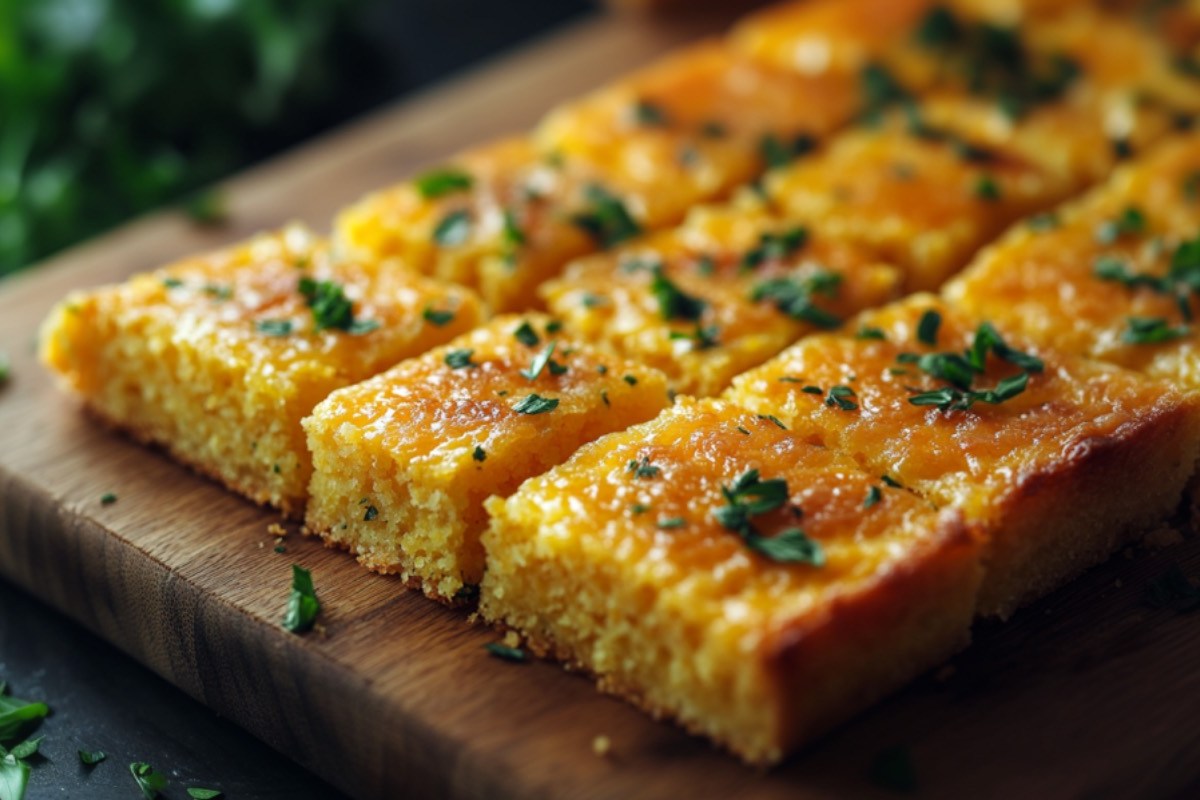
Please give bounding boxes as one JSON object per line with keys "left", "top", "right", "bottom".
{"left": 313, "top": 623, "right": 328, "bottom": 638}
{"left": 1142, "top": 526, "right": 1184, "bottom": 550}
{"left": 592, "top": 735, "right": 612, "bottom": 757}
{"left": 503, "top": 630, "right": 521, "bottom": 649}
{"left": 268, "top": 522, "right": 287, "bottom": 537}
{"left": 257, "top": 541, "right": 264, "bottom": 549}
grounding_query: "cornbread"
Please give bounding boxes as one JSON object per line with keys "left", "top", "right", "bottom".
{"left": 946, "top": 135, "right": 1200, "bottom": 382}
{"left": 481, "top": 398, "right": 982, "bottom": 764}
{"left": 541, "top": 205, "right": 901, "bottom": 395}
{"left": 725, "top": 294, "right": 1200, "bottom": 617}
{"left": 302, "top": 313, "right": 669, "bottom": 601}
{"left": 40, "top": 225, "right": 483, "bottom": 516}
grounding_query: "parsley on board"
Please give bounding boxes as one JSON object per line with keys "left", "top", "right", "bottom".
{"left": 511, "top": 394, "right": 559, "bottom": 415}
{"left": 414, "top": 167, "right": 473, "bottom": 199}
{"left": 78, "top": 750, "right": 107, "bottom": 766}
{"left": 570, "top": 185, "right": 642, "bottom": 248}
{"left": 129, "top": 762, "right": 169, "bottom": 800}
{"left": 282, "top": 564, "right": 320, "bottom": 634}
{"left": 187, "top": 789, "right": 224, "bottom": 800}
{"left": 485, "top": 642, "right": 528, "bottom": 662}
{"left": 100, "top": 492, "right": 118, "bottom": 506}
{"left": 432, "top": 209, "right": 472, "bottom": 246}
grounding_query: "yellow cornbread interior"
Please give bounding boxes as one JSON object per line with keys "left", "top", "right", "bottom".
{"left": 40, "top": 225, "right": 483, "bottom": 516}
{"left": 482, "top": 398, "right": 981, "bottom": 763}
{"left": 303, "top": 314, "right": 670, "bottom": 600}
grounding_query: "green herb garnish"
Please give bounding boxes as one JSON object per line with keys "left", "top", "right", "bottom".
{"left": 570, "top": 184, "right": 642, "bottom": 248}
{"left": 130, "top": 762, "right": 169, "bottom": 799}
{"left": 864, "top": 486, "right": 883, "bottom": 508}
{"left": 433, "top": 209, "right": 472, "bottom": 246}
{"left": 423, "top": 306, "right": 455, "bottom": 326}
{"left": 256, "top": 319, "right": 293, "bottom": 337}
{"left": 100, "top": 492, "right": 117, "bottom": 506}
{"left": 628, "top": 456, "right": 661, "bottom": 479}
{"left": 668, "top": 324, "right": 720, "bottom": 350}
{"left": 631, "top": 99, "right": 669, "bottom": 127}
{"left": 713, "top": 470, "right": 824, "bottom": 566}
{"left": 79, "top": 750, "right": 107, "bottom": 766}
{"left": 760, "top": 133, "right": 816, "bottom": 169}
{"left": 1122, "top": 316, "right": 1189, "bottom": 344}
{"left": 521, "top": 342, "right": 560, "bottom": 380}
{"left": 485, "top": 642, "right": 527, "bottom": 662}
{"left": 974, "top": 174, "right": 1001, "bottom": 201}
{"left": 513, "top": 321, "right": 540, "bottom": 347}
{"left": 623, "top": 374, "right": 638, "bottom": 386}
{"left": 363, "top": 505, "right": 379, "bottom": 521}
{"left": 656, "top": 517, "right": 686, "bottom": 529}
{"left": 473, "top": 446, "right": 487, "bottom": 463}
{"left": 444, "top": 349, "right": 476, "bottom": 369}
{"left": 512, "top": 394, "right": 558, "bottom": 414}
{"left": 187, "top": 789, "right": 224, "bottom": 800}
{"left": 758, "top": 414, "right": 787, "bottom": 429}
{"left": 282, "top": 564, "right": 320, "bottom": 634}
{"left": 857, "top": 326, "right": 887, "bottom": 341}
{"left": 1027, "top": 212, "right": 1059, "bottom": 232}
{"left": 651, "top": 268, "right": 706, "bottom": 321}
{"left": 750, "top": 271, "right": 842, "bottom": 327}
{"left": 740, "top": 227, "right": 808, "bottom": 269}
{"left": 825, "top": 385, "right": 859, "bottom": 411}
{"left": 908, "top": 371, "right": 1029, "bottom": 410}
{"left": 916, "top": 310, "right": 941, "bottom": 346}
{"left": 1096, "top": 206, "right": 1147, "bottom": 245}
{"left": 298, "top": 277, "right": 376, "bottom": 334}
{"left": 414, "top": 168, "right": 473, "bottom": 199}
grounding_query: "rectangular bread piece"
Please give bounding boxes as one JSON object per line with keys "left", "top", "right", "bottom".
{"left": 302, "top": 313, "right": 670, "bottom": 601}
{"left": 945, "top": 134, "right": 1200, "bottom": 382}
{"left": 39, "top": 225, "right": 483, "bottom": 516}
{"left": 725, "top": 294, "right": 1200, "bottom": 617}
{"left": 481, "top": 397, "right": 981, "bottom": 764}
{"left": 540, "top": 205, "right": 901, "bottom": 396}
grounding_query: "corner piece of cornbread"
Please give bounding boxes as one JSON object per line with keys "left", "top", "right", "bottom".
{"left": 725, "top": 294, "right": 1200, "bottom": 618}
{"left": 40, "top": 225, "right": 482, "bottom": 516}
{"left": 302, "top": 313, "right": 670, "bottom": 602}
{"left": 946, "top": 135, "right": 1200, "bottom": 383}
{"left": 481, "top": 397, "right": 981, "bottom": 764}
{"left": 541, "top": 205, "right": 901, "bottom": 396}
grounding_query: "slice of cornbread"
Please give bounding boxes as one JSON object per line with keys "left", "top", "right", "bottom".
{"left": 481, "top": 397, "right": 982, "bottom": 764}
{"left": 946, "top": 135, "right": 1200, "bottom": 382}
{"left": 725, "top": 294, "right": 1200, "bottom": 617}
{"left": 535, "top": 40, "right": 859, "bottom": 223}
{"left": 763, "top": 122, "right": 1073, "bottom": 291}
{"left": 302, "top": 313, "right": 670, "bottom": 602}
{"left": 540, "top": 206, "right": 901, "bottom": 396}
{"left": 40, "top": 225, "right": 483, "bottom": 516}
{"left": 335, "top": 137, "right": 607, "bottom": 313}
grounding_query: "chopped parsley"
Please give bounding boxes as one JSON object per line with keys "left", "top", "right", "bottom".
{"left": 162, "top": 277, "right": 184, "bottom": 289}
{"left": 414, "top": 167, "right": 473, "bottom": 199}
{"left": 423, "top": 306, "right": 455, "bottom": 326}
{"left": 511, "top": 394, "right": 559, "bottom": 414}
{"left": 859, "top": 62, "right": 913, "bottom": 124}
{"left": 256, "top": 319, "right": 293, "bottom": 337}
{"left": 1095, "top": 206, "right": 1147, "bottom": 245}
{"left": 78, "top": 750, "right": 107, "bottom": 766}
{"left": 758, "top": 414, "right": 787, "bottom": 429}
{"left": 881, "top": 474, "right": 902, "bottom": 488}
{"left": 713, "top": 470, "right": 824, "bottom": 566}
{"left": 631, "top": 99, "right": 669, "bottom": 127}
{"left": 1026, "top": 212, "right": 1060, "bottom": 232}
{"left": 628, "top": 456, "right": 661, "bottom": 479}
{"left": 825, "top": 385, "right": 859, "bottom": 411}
{"left": 749, "top": 271, "right": 842, "bottom": 327}
{"left": 740, "top": 227, "right": 809, "bottom": 269}
{"left": 864, "top": 486, "right": 883, "bottom": 508}
{"left": 473, "top": 446, "right": 487, "bottom": 463}
{"left": 485, "top": 642, "right": 528, "bottom": 662}
{"left": 736, "top": 426, "right": 751, "bottom": 435}
{"left": 760, "top": 133, "right": 816, "bottom": 169}
{"left": 432, "top": 209, "right": 472, "bottom": 246}
{"left": 909, "top": 371, "right": 1029, "bottom": 411}
{"left": 916, "top": 310, "right": 941, "bottom": 346}
{"left": 1122, "top": 316, "right": 1189, "bottom": 345}
{"left": 521, "top": 342, "right": 566, "bottom": 380}
{"left": 363, "top": 504, "right": 379, "bottom": 521}
{"left": 202, "top": 283, "right": 232, "bottom": 301}
{"left": 668, "top": 324, "right": 720, "bottom": 350}
{"left": 570, "top": 184, "right": 642, "bottom": 248}
{"left": 187, "top": 790, "right": 224, "bottom": 800}
{"left": 623, "top": 374, "right": 638, "bottom": 386}
{"left": 651, "top": 268, "right": 706, "bottom": 321}
{"left": 130, "top": 762, "right": 169, "bottom": 799}
{"left": 513, "top": 320, "right": 540, "bottom": 347}
{"left": 656, "top": 517, "right": 686, "bottom": 530}
{"left": 282, "top": 564, "right": 320, "bottom": 634}
{"left": 801, "top": 385, "right": 823, "bottom": 395}
{"left": 444, "top": 349, "right": 476, "bottom": 369}
{"left": 857, "top": 325, "right": 887, "bottom": 341}
{"left": 974, "top": 174, "right": 1001, "bottom": 201}
{"left": 630, "top": 503, "right": 651, "bottom": 515}
{"left": 298, "top": 277, "right": 377, "bottom": 334}
{"left": 501, "top": 208, "right": 525, "bottom": 265}
{"left": 100, "top": 492, "right": 117, "bottom": 506}
{"left": 0, "top": 684, "right": 48, "bottom": 745}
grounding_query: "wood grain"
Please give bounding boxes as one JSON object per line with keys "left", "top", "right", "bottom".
{"left": 2, "top": 10, "right": 1199, "bottom": 800}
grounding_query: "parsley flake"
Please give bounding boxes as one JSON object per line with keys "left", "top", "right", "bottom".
{"left": 864, "top": 486, "right": 883, "bottom": 508}
{"left": 656, "top": 517, "right": 686, "bottom": 529}
{"left": 414, "top": 168, "right": 473, "bottom": 199}
{"left": 512, "top": 394, "right": 559, "bottom": 414}
{"left": 129, "top": 762, "right": 169, "bottom": 799}
{"left": 740, "top": 227, "right": 809, "bottom": 269}
{"left": 623, "top": 374, "right": 638, "bottom": 386}
{"left": 760, "top": 133, "right": 816, "bottom": 169}
{"left": 916, "top": 310, "right": 941, "bottom": 346}
{"left": 570, "top": 185, "right": 641, "bottom": 248}
{"left": 1096, "top": 206, "right": 1147, "bottom": 245}
{"left": 256, "top": 319, "right": 293, "bottom": 337}
{"left": 100, "top": 492, "right": 117, "bottom": 506}
{"left": 298, "top": 277, "right": 376, "bottom": 334}
{"left": 668, "top": 324, "right": 720, "bottom": 350}
{"left": 444, "top": 349, "right": 476, "bottom": 369}
{"left": 513, "top": 321, "right": 540, "bottom": 347}
{"left": 714, "top": 470, "right": 823, "bottom": 565}
{"left": 433, "top": 209, "right": 472, "bottom": 246}
{"left": 78, "top": 750, "right": 107, "bottom": 766}
{"left": 749, "top": 271, "right": 841, "bottom": 327}
{"left": 364, "top": 505, "right": 379, "bottom": 521}
{"left": 825, "top": 385, "right": 859, "bottom": 411}
{"left": 857, "top": 325, "right": 887, "bottom": 341}
{"left": 758, "top": 414, "right": 787, "bottom": 429}
{"left": 521, "top": 342, "right": 560, "bottom": 380}
{"left": 909, "top": 371, "right": 1029, "bottom": 410}
{"left": 881, "top": 474, "right": 902, "bottom": 488}
{"left": 651, "top": 268, "right": 706, "bottom": 321}
{"left": 1123, "top": 316, "right": 1189, "bottom": 345}
{"left": 282, "top": 564, "right": 320, "bottom": 634}
{"left": 631, "top": 99, "right": 669, "bottom": 127}
{"left": 485, "top": 642, "right": 527, "bottom": 662}
{"left": 473, "top": 446, "right": 487, "bottom": 463}
{"left": 423, "top": 306, "right": 455, "bottom": 326}
{"left": 628, "top": 456, "right": 661, "bottom": 479}
{"left": 974, "top": 174, "right": 1001, "bottom": 201}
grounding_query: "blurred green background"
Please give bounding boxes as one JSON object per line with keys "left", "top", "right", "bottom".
{"left": 0, "top": 0, "right": 590, "bottom": 278}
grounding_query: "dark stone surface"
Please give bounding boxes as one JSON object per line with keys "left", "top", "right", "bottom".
{"left": 0, "top": 3, "right": 591, "bottom": 798}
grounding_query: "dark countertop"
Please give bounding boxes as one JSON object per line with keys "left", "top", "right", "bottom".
{"left": 1, "top": 2, "right": 590, "bottom": 798}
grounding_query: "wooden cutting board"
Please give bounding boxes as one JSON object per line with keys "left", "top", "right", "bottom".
{"left": 2, "top": 10, "right": 1199, "bottom": 800}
